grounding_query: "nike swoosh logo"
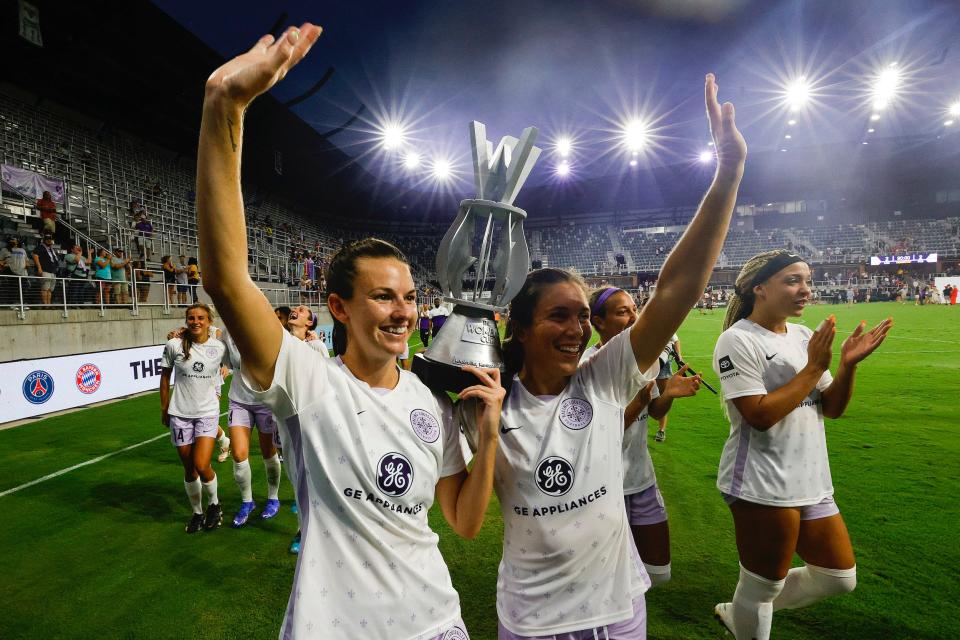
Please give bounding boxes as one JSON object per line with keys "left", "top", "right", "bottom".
{"left": 765, "top": 353, "right": 777, "bottom": 360}
{"left": 357, "top": 410, "right": 366, "bottom": 415}
{"left": 500, "top": 425, "right": 521, "bottom": 435}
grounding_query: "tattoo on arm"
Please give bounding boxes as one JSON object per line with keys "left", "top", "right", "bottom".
{"left": 226, "top": 116, "right": 237, "bottom": 153}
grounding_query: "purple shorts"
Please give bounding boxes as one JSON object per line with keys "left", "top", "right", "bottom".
{"left": 625, "top": 484, "right": 668, "bottom": 526}
{"left": 498, "top": 597, "right": 646, "bottom": 639}
{"left": 429, "top": 620, "right": 469, "bottom": 640}
{"left": 169, "top": 415, "right": 219, "bottom": 446}
{"left": 227, "top": 399, "right": 277, "bottom": 434}
{"left": 723, "top": 493, "right": 840, "bottom": 521}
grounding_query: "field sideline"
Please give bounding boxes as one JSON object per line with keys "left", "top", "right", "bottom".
{"left": 1, "top": 301, "right": 957, "bottom": 639}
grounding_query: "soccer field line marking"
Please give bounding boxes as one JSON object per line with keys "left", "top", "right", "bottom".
{"left": 0, "top": 410, "right": 229, "bottom": 498}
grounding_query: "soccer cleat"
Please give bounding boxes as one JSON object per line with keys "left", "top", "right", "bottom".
{"left": 289, "top": 531, "right": 301, "bottom": 554}
{"left": 290, "top": 501, "right": 298, "bottom": 515}
{"left": 217, "top": 435, "right": 231, "bottom": 463}
{"left": 231, "top": 501, "right": 257, "bottom": 528}
{"left": 655, "top": 429, "right": 666, "bottom": 442}
{"left": 203, "top": 503, "right": 223, "bottom": 531}
{"left": 714, "top": 603, "right": 735, "bottom": 636}
{"left": 261, "top": 498, "right": 281, "bottom": 520}
{"left": 185, "top": 512, "right": 205, "bottom": 534}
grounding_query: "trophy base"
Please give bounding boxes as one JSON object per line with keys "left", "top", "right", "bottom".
{"left": 412, "top": 353, "right": 499, "bottom": 395}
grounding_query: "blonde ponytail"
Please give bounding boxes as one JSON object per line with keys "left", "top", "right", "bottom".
{"left": 723, "top": 250, "right": 794, "bottom": 330}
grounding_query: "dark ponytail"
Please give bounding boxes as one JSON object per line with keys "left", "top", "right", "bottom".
{"left": 326, "top": 238, "right": 409, "bottom": 357}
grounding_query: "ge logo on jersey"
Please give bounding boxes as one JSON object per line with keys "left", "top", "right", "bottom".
{"left": 559, "top": 398, "right": 593, "bottom": 430}
{"left": 192, "top": 361, "right": 204, "bottom": 373}
{"left": 535, "top": 456, "right": 575, "bottom": 497}
{"left": 409, "top": 408, "right": 440, "bottom": 443}
{"left": 376, "top": 452, "right": 414, "bottom": 497}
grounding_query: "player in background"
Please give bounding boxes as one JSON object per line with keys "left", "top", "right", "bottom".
{"left": 458, "top": 72, "right": 746, "bottom": 639}
{"left": 196, "top": 24, "right": 503, "bottom": 639}
{"left": 712, "top": 250, "right": 892, "bottom": 640}
{"left": 418, "top": 303, "right": 431, "bottom": 349}
{"left": 427, "top": 297, "right": 449, "bottom": 338}
{"left": 583, "top": 286, "right": 701, "bottom": 590}
{"left": 653, "top": 333, "right": 682, "bottom": 442}
{"left": 159, "top": 303, "right": 228, "bottom": 533}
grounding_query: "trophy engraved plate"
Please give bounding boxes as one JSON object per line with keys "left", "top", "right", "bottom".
{"left": 412, "top": 121, "right": 541, "bottom": 392}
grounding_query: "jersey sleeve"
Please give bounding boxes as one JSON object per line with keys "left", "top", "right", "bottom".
{"left": 239, "top": 330, "right": 328, "bottom": 419}
{"left": 578, "top": 329, "right": 659, "bottom": 406}
{"left": 816, "top": 368, "right": 834, "bottom": 392}
{"left": 713, "top": 329, "right": 767, "bottom": 400}
{"left": 434, "top": 392, "right": 468, "bottom": 478}
{"left": 160, "top": 341, "right": 176, "bottom": 370}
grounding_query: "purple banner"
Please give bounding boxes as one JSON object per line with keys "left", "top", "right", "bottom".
{"left": 1, "top": 164, "right": 64, "bottom": 202}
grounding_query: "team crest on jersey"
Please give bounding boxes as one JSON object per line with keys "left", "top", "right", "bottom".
{"left": 535, "top": 456, "right": 575, "bottom": 496}
{"left": 192, "top": 361, "right": 204, "bottom": 373}
{"left": 75, "top": 364, "right": 102, "bottom": 394}
{"left": 22, "top": 370, "right": 54, "bottom": 404}
{"left": 559, "top": 398, "right": 593, "bottom": 430}
{"left": 718, "top": 355, "right": 734, "bottom": 372}
{"left": 376, "top": 452, "right": 414, "bottom": 497}
{"left": 442, "top": 626, "right": 469, "bottom": 640}
{"left": 409, "top": 408, "right": 440, "bottom": 443}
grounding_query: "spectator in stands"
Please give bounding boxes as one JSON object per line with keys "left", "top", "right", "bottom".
{"left": 187, "top": 257, "right": 201, "bottom": 303}
{"left": 93, "top": 247, "right": 113, "bottom": 305}
{"left": 129, "top": 198, "right": 145, "bottom": 220}
{"left": 162, "top": 254, "right": 178, "bottom": 305}
{"left": 64, "top": 244, "right": 93, "bottom": 305}
{"left": 176, "top": 254, "right": 190, "bottom": 305}
{"left": 133, "top": 213, "right": 154, "bottom": 260}
{"left": 132, "top": 259, "right": 154, "bottom": 304}
{"left": 35, "top": 191, "right": 58, "bottom": 236}
{"left": 111, "top": 248, "right": 131, "bottom": 305}
{"left": 0, "top": 237, "right": 29, "bottom": 304}
{"left": 32, "top": 234, "right": 60, "bottom": 306}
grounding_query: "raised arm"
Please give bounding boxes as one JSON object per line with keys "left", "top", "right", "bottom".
{"left": 821, "top": 318, "right": 891, "bottom": 418}
{"left": 630, "top": 74, "right": 746, "bottom": 371}
{"left": 196, "top": 24, "right": 321, "bottom": 389}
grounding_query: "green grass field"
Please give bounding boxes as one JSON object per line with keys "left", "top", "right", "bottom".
{"left": 1, "top": 301, "right": 957, "bottom": 639}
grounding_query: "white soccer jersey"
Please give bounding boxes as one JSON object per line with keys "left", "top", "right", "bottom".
{"left": 461, "top": 329, "right": 658, "bottom": 636}
{"left": 241, "top": 331, "right": 467, "bottom": 640}
{"left": 713, "top": 319, "right": 834, "bottom": 507}
{"left": 580, "top": 344, "right": 660, "bottom": 495}
{"left": 306, "top": 338, "right": 330, "bottom": 355}
{"left": 161, "top": 337, "right": 226, "bottom": 418}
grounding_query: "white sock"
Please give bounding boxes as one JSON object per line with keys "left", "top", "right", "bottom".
{"left": 644, "top": 562, "right": 672, "bottom": 588}
{"left": 773, "top": 564, "right": 857, "bottom": 611}
{"left": 217, "top": 429, "right": 228, "bottom": 448}
{"left": 233, "top": 458, "right": 253, "bottom": 502}
{"left": 202, "top": 474, "right": 219, "bottom": 506}
{"left": 184, "top": 477, "right": 202, "bottom": 514}
{"left": 263, "top": 454, "right": 282, "bottom": 500}
{"left": 732, "top": 564, "right": 784, "bottom": 640}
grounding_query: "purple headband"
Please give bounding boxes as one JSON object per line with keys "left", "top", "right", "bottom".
{"left": 591, "top": 287, "right": 622, "bottom": 316}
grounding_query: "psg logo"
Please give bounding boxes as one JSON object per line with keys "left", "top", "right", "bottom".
{"left": 22, "top": 370, "right": 55, "bottom": 404}
{"left": 559, "top": 398, "right": 593, "bottom": 430}
{"left": 376, "top": 452, "right": 414, "bottom": 497}
{"left": 535, "top": 456, "right": 575, "bottom": 497}
{"left": 75, "top": 364, "right": 102, "bottom": 394}
{"left": 192, "top": 361, "right": 204, "bottom": 373}
{"left": 409, "top": 408, "right": 440, "bottom": 443}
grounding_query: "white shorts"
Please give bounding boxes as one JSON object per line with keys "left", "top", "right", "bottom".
{"left": 227, "top": 399, "right": 277, "bottom": 434}
{"left": 169, "top": 415, "right": 219, "bottom": 446}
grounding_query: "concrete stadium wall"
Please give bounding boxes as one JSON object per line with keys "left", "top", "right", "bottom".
{"left": 0, "top": 304, "right": 335, "bottom": 363}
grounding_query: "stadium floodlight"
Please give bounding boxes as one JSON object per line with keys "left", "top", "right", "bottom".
{"left": 787, "top": 119, "right": 797, "bottom": 126}
{"left": 628, "top": 158, "right": 639, "bottom": 167}
{"left": 555, "top": 136, "right": 573, "bottom": 158}
{"left": 871, "top": 64, "right": 901, "bottom": 111}
{"left": 698, "top": 150, "right": 713, "bottom": 163}
{"left": 623, "top": 120, "right": 649, "bottom": 152}
{"left": 950, "top": 102, "right": 960, "bottom": 117}
{"left": 556, "top": 161, "right": 571, "bottom": 177}
{"left": 867, "top": 128, "right": 875, "bottom": 133}
{"left": 403, "top": 152, "right": 421, "bottom": 170}
{"left": 946, "top": 120, "right": 955, "bottom": 127}
{"left": 870, "top": 113, "right": 881, "bottom": 121}
{"left": 431, "top": 158, "right": 452, "bottom": 180}
{"left": 785, "top": 134, "right": 792, "bottom": 139}
{"left": 783, "top": 77, "right": 812, "bottom": 112}
{"left": 379, "top": 122, "right": 406, "bottom": 150}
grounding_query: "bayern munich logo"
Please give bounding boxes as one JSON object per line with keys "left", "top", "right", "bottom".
{"left": 75, "top": 364, "right": 102, "bottom": 394}
{"left": 558, "top": 397, "right": 593, "bottom": 430}
{"left": 409, "top": 408, "right": 440, "bottom": 443}
{"left": 22, "top": 370, "right": 55, "bottom": 404}
{"left": 376, "top": 452, "right": 414, "bottom": 497}
{"left": 535, "top": 456, "right": 575, "bottom": 497}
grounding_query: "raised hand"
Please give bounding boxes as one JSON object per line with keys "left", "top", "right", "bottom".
{"left": 205, "top": 23, "right": 322, "bottom": 109}
{"left": 705, "top": 73, "right": 747, "bottom": 173}
{"left": 840, "top": 318, "right": 892, "bottom": 367}
{"left": 459, "top": 366, "right": 506, "bottom": 445}
{"left": 662, "top": 364, "right": 702, "bottom": 399}
{"left": 806, "top": 315, "right": 836, "bottom": 372}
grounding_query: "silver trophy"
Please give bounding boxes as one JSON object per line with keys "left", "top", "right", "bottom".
{"left": 412, "top": 121, "right": 541, "bottom": 393}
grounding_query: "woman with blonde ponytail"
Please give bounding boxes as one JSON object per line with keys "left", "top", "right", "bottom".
{"left": 712, "top": 250, "right": 893, "bottom": 639}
